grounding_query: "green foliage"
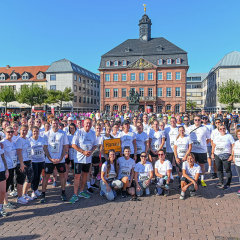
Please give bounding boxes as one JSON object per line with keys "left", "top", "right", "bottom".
{"left": 0, "top": 86, "right": 16, "bottom": 113}
{"left": 17, "top": 84, "right": 48, "bottom": 107}
{"left": 186, "top": 100, "right": 197, "bottom": 111}
{"left": 218, "top": 79, "right": 240, "bottom": 112}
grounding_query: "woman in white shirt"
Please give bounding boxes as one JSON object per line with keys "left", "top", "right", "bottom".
{"left": 155, "top": 149, "right": 173, "bottom": 196}
{"left": 211, "top": 124, "right": 235, "bottom": 189}
{"left": 100, "top": 150, "right": 123, "bottom": 201}
{"left": 233, "top": 129, "right": 240, "bottom": 197}
{"left": 180, "top": 153, "right": 201, "bottom": 200}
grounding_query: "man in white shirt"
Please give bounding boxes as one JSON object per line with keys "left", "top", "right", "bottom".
{"left": 41, "top": 118, "right": 69, "bottom": 202}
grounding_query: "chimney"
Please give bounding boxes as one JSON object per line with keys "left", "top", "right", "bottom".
{"left": 6, "top": 65, "right": 10, "bottom": 69}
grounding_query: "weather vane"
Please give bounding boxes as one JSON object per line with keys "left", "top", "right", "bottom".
{"left": 143, "top": 4, "right": 146, "bottom": 14}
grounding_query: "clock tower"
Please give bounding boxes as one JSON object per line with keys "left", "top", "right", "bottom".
{"left": 139, "top": 14, "right": 152, "bottom": 41}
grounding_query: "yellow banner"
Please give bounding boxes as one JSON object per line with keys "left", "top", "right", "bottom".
{"left": 103, "top": 138, "right": 121, "bottom": 154}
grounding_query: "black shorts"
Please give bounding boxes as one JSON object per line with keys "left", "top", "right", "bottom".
{"left": 0, "top": 171, "right": 6, "bottom": 182}
{"left": 149, "top": 151, "right": 158, "bottom": 158}
{"left": 16, "top": 161, "right": 33, "bottom": 185}
{"left": 92, "top": 156, "right": 101, "bottom": 164}
{"left": 44, "top": 162, "right": 66, "bottom": 174}
{"left": 65, "top": 157, "right": 71, "bottom": 164}
{"left": 181, "top": 177, "right": 200, "bottom": 185}
{"left": 166, "top": 152, "right": 174, "bottom": 164}
{"left": 136, "top": 154, "right": 141, "bottom": 163}
{"left": 74, "top": 163, "right": 91, "bottom": 174}
{"left": 192, "top": 152, "right": 207, "bottom": 164}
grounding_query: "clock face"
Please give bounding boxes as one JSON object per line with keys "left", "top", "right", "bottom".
{"left": 142, "top": 35, "right": 147, "bottom": 41}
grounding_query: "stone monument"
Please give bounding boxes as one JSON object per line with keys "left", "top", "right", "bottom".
{"left": 128, "top": 89, "right": 140, "bottom": 111}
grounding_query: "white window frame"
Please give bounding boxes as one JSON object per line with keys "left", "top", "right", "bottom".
{"left": 176, "top": 72, "right": 181, "bottom": 80}
{"left": 106, "top": 61, "right": 110, "bottom": 67}
{"left": 157, "top": 72, "right": 163, "bottom": 80}
{"left": 114, "top": 61, "right": 118, "bottom": 67}
{"left": 139, "top": 73, "right": 144, "bottom": 81}
{"left": 166, "top": 72, "right": 172, "bottom": 80}
{"left": 157, "top": 88, "right": 162, "bottom": 97}
{"left": 121, "top": 73, "right": 126, "bottom": 81}
{"left": 176, "top": 58, "right": 181, "bottom": 64}
{"left": 148, "top": 72, "right": 153, "bottom": 81}
{"left": 113, "top": 88, "right": 118, "bottom": 98}
{"left": 122, "top": 60, "right": 127, "bottom": 66}
{"left": 167, "top": 59, "right": 172, "bottom": 65}
{"left": 157, "top": 59, "right": 163, "bottom": 65}
{"left": 113, "top": 74, "right": 118, "bottom": 81}
{"left": 105, "top": 89, "right": 110, "bottom": 98}
{"left": 130, "top": 73, "right": 136, "bottom": 81}
{"left": 175, "top": 87, "right": 181, "bottom": 97}
{"left": 105, "top": 74, "right": 110, "bottom": 82}
{"left": 166, "top": 87, "right": 172, "bottom": 97}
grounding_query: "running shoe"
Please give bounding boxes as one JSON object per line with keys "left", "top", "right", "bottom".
{"left": 31, "top": 192, "right": 37, "bottom": 199}
{"left": 155, "top": 187, "right": 163, "bottom": 196}
{"left": 201, "top": 180, "right": 207, "bottom": 187}
{"left": 0, "top": 209, "right": 8, "bottom": 217}
{"left": 237, "top": 190, "right": 240, "bottom": 196}
{"left": 164, "top": 190, "right": 169, "bottom": 197}
{"left": 87, "top": 187, "right": 94, "bottom": 194}
{"left": 9, "top": 190, "right": 18, "bottom": 197}
{"left": 179, "top": 191, "right": 185, "bottom": 200}
{"left": 66, "top": 181, "right": 71, "bottom": 186}
{"left": 91, "top": 183, "right": 99, "bottom": 189}
{"left": 224, "top": 184, "right": 230, "bottom": 190}
{"left": 35, "top": 190, "right": 41, "bottom": 197}
{"left": 40, "top": 194, "right": 46, "bottom": 203}
{"left": 78, "top": 191, "right": 90, "bottom": 199}
{"left": 69, "top": 194, "right": 79, "bottom": 204}
{"left": 61, "top": 193, "right": 67, "bottom": 201}
{"left": 17, "top": 196, "right": 28, "bottom": 204}
{"left": 3, "top": 202, "right": 17, "bottom": 209}
{"left": 23, "top": 194, "right": 33, "bottom": 201}
{"left": 190, "top": 191, "right": 196, "bottom": 197}
{"left": 216, "top": 183, "right": 224, "bottom": 189}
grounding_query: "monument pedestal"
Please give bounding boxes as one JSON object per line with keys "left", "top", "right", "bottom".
{"left": 129, "top": 104, "right": 139, "bottom": 112}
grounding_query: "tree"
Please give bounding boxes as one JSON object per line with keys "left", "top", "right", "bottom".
{"left": 0, "top": 86, "right": 16, "bottom": 113}
{"left": 186, "top": 100, "right": 197, "bottom": 111}
{"left": 17, "top": 84, "right": 48, "bottom": 111}
{"left": 218, "top": 79, "right": 240, "bottom": 112}
{"left": 45, "top": 87, "right": 74, "bottom": 113}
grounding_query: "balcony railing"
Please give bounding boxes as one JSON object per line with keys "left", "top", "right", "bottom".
{"left": 139, "top": 96, "right": 157, "bottom": 101}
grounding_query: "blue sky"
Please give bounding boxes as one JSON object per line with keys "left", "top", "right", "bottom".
{"left": 1, "top": 0, "right": 240, "bottom": 74}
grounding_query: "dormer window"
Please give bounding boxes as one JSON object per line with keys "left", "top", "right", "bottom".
{"left": 122, "top": 60, "right": 127, "bottom": 66}
{"left": 22, "top": 72, "right": 30, "bottom": 80}
{"left": 114, "top": 61, "right": 118, "bottom": 67}
{"left": 10, "top": 72, "right": 18, "bottom": 80}
{"left": 167, "top": 59, "right": 172, "bottom": 65}
{"left": 0, "top": 73, "right": 6, "bottom": 80}
{"left": 157, "top": 59, "right": 163, "bottom": 65}
{"left": 176, "top": 58, "right": 181, "bottom": 64}
{"left": 106, "top": 61, "right": 111, "bottom": 67}
{"left": 37, "top": 72, "right": 45, "bottom": 80}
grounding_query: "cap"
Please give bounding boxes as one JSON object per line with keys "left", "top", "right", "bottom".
{"left": 202, "top": 116, "right": 208, "bottom": 120}
{"left": 123, "top": 120, "right": 130, "bottom": 125}
{"left": 67, "top": 117, "right": 74, "bottom": 121}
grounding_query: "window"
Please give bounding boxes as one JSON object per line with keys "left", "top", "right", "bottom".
{"left": 94, "top": 99, "right": 96, "bottom": 104}
{"left": 122, "top": 88, "right": 126, "bottom": 97}
{"left": 121, "top": 105, "right": 127, "bottom": 112}
{"left": 50, "top": 75, "right": 56, "bottom": 81}
{"left": 166, "top": 87, "right": 172, "bottom": 97}
{"left": 167, "top": 59, "right": 172, "bottom": 65}
{"left": 121, "top": 73, "right": 126, "bottom": 81}
{"left": 176, "top": 58, "right": 181, "bottom": 64}
{"left": 139, "top": 88, "right": 144, "bottom": 97}
{"left": 105, "top": 89, "right": 110, "bottom": 98}
{"left": 83, "top": 97, "right": 86, "bottom": 103}
{"left": 166, "top": 104, "right": 171, "bottom": 111}
{"left": 157, "top": 105, "right": 163, "bottom": 113}
{"left": 122, "top": 60, "right": 127, "bottom": 66}
{"left": 113, "top": 105, "right": 118, "bottom": 111}
{"left": 87, "top": 97, "right": 89, "bottom": 104}
{"left": 78, "top": 76, "right": 81, "bottom": 82}
{"left": 91, "top": 90, "right": 93, "bottom": 95}
{"left": 105, "top": 105, "right": 110, "bottom": 112}
{"left": 113, "top": 74, "right": 118, "bottom": 81}
{"left": 106, "top": 61, "right": 110, "bottom": 67}
{"left": 157, "top": 59, "right": 163, "bottom": 65}
{"left": 130, "top": 73, "right": 136, "bottom": 81}
{"left": 0, "top": 74, "right": 5, "bottom": 80}
{"left": 157, "top": 88, "right": 162, "bottom": 97}
{"left": 74, "top": 96, "right": 77, "bottom": 102}
{"left": 87, "top": 89, "right": 90, "bottom": 94}
{"left": 74, "top": 85, "right": 77, "bottom": 92}
{"left": 148, "top": 88, "right": 153, "bottom": 97}
{"left": 175, "top": 87, "right": 181, "bottom": 97}
{"left": 79, "top": 97, "right": 81, "bottom": 103}
{"left": 79, "top": 86, "right": 81, "bottom": 91}
{"left": 166, "top": 72, "right": 172, "bottom": 80}
{"left": 114, "top": 61, "right": 118, "bottom": 66}
{"left": 157, "top": 72, "right": 163, "bottom": 80}
{"left": 50, "top": 85, "right": 56, "bottom": 90}
{"left": 10, "top": 74, "right": 17, "bottom": 80}
{"left": 22, "top": 73, "right": 29, "bottom": 80}
{"left": 105, "top": 74, "right": 110, "bottom": 82}
{"left": 74, "top": 75, "right": 77, "bottom": 81}
{"left": 139, "top": 73, "right": 144, "bottom": 81}
{"left": 175, "top": 104, "right": 180, "bottom": 113}
{"left": 176, "top": 72, "right": 181, "bottom": 80}
{"left": 148, "top": 72, "right": 153, "bottom": 80}
{"left": 37, "top": 72, "right": 44, "bottom": 80}
{"left": 186, "top": 84, "right": 191, "bottom": 89}
{"left": 113, "top": 88, "right": 118, "bottom": 98}
{"left": 94, "top": 90, "right": 96, "bottom": 96}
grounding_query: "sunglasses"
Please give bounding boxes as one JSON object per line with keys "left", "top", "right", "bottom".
{"left": 158, "top": 153, "right": 164, "bottom": 156}
{"left": 219, "top": 128, "right": 226, "bottom": 130}
{"left": 194, "top": 119, "right": 201, "bottom": 121}
{"left": 7, "top": 131, "right": 14, "bottom": 133}
{"left": 140, "top": 155, "right": 147, "bottom": 158}
{"left": 215, "top": 122, "right": 221, "bottom": 124}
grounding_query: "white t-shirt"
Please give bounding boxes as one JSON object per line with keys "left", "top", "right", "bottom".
{"left": 0, "top": 148, "right": 5, "bottom": 172}
{"left": 136, "top": 132, "right": 149, "bottom": 154}
{"left": 72, "top": 129, "right": 97, "bottom": 164}
{"left": 12, "top": 134, "right": 20, "bottom": 143}
{"left": 92, "top": 135, "right": 103, "bottom": 157}
{"left": 155, "top": 159, "right": 173, "bottom": 179}
{"left": 134, "top": 161, "right": 153, "bottom": 182}
{"left": 117, "top": 156, "right": 135, "bottom": 180}
{"left": 233, "top": 140, "right": 240, "bottom": 166}
{"left": 0, "top": 131, "right": 6, "bottom": 139}
{"left": 130, "top": 125, "right": 137, "bottom": 133}
{"left": 213, "top": 134, "right": 235, "bottom": 155}
{"left": 204, "top": 124, "right": 214, "bottom": 147}
{"left": 188, "top": 125, "right": 210, "bottom": 153}
{"left": 26, "top": 129, "right": 32, "bottom": 139}
{"left": 143, "top": 123, "right": 150, "bottom": 135}
{"left": 182, "top": 161, "right": 202, "bottom": 179}
{"left": 101, "top": 162, "right": 117, "bottom": 180}
{"left": 111, "top": 132, "right": 120, "bottom": 139}
{"left": 174, "top": 135, "right": 192, "bottom": 158}
{"left": 165, "top": 126, "right": 179, "bottom": 153}
{"left": 1, "top": 139, "right": 17, "bottom": 169}
{"left": 67, "top": 133, "right": 77, "bottom": 160}
{"left": 16, "top": 137, "right": 32, "bottom": 162}
{"left": 29, "top": 136, "right": 45, "bottom": 163}
{"left": 119, "top": 131, "right": 136, "bottom": 154}
{"left": 44, "top": 129, "right": 69, "bottom": 164}
{"left": 149, "top": 129, "right": 165, "bottom": 152}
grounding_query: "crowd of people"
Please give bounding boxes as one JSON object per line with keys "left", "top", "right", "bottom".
{"left": 0, "top": 110, "right": 240, "bottom": 217}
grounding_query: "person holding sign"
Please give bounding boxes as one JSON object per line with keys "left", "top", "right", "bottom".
{"left": 29, "top": 126, "right": 45, "bottom": 199}
{"left": 212, "top": 124, "right": 234, "bottom": 189}
{"left": 100, "top": 150, "right": 123, "bottom": 201}
{"left": 1, "top": 126, "right": 18, "bottom": 208}
{"left": 41, "top": 119, "right": 69, "bottom": 203}
{"left": 117, "top": 146, "right": 135, "bottom": 199}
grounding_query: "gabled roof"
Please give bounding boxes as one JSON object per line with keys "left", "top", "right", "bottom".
{"left": 102, "top": 37, "right": 187, "bottom": 57}
{"left": 46, "top": 59, "right": 100, "bottom": 81}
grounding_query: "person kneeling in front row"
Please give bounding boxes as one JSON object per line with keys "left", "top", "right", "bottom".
{"left": 180, "top": 153, "right": 201, "bottom": 200}
{"left": 134, "top": 152, "right": 153, "bottom": 197}
{"left": 100, "top": 150, "right": 123, "bottom": 201}
{"left": 155, "top": 149, "right": 173, "bottom": 197}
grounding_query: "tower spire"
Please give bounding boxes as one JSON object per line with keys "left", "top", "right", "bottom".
{"left": 143, "top": 4, "right": 146, "bottom": 14}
